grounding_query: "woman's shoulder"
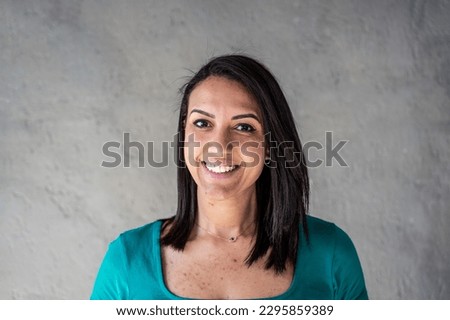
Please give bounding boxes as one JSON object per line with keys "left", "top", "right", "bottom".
{"left": 306, "top": 214, "right": 340, "bottom": 235}
{"left": 110, "top": 219, "right": 164, "bottom": 252}
{"left": 304, "top": 215, "right": 357, "bottom": 251}
{"left": 91, "top": 219, "right": 166, "bottom": 299}
{"left": 118, "top": 219, "right": 162, "bottom": 238}
{"left": 302, "top": 215, "right": 368, "bottom": 299}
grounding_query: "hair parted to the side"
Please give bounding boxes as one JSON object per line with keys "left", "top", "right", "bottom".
{"left": 160, "top": 54, "right": 309, "bottom": 274}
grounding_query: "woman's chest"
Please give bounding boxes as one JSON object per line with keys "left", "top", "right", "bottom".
{"left": 161, "top": 245, "right": 294, "bottom": 299}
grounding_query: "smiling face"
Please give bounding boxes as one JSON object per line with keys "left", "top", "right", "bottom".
{"left": 184, "top": 76, "right": 266, "bottom": 200}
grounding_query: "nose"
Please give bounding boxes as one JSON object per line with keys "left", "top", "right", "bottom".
{"left": 203, "top": 128, "right": 235, "bottom": 160}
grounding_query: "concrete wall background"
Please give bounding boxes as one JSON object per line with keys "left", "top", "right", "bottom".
{"left": 1, "top": 0, "right": 449, "bottom": 299}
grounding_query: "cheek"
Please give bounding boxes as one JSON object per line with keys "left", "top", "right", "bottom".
{"left": 183, "top": 130, "right": 202, "bottom": 161}
{"left": 237, "top": 139, "right": 265, "bottom": 169}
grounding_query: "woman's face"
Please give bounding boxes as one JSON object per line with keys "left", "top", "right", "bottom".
{"left": 184, "top": 76, "right": 266, "bottom": 200}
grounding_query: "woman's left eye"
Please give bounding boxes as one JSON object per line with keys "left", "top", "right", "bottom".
{"left": 235, "top": 124, "right": 255, "bottom": 132}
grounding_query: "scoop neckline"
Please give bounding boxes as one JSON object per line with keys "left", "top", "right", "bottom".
{"left": 153, "top": 219, "right": 300, "bottom": 300}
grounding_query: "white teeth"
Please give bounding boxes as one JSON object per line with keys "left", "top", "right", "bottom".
{"left": 204, "top": 162, "right": 237, "bottom": 174}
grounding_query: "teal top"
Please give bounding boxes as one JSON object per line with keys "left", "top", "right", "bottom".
{"left": 91, "top": 216, "right": 368, "bottom": 300}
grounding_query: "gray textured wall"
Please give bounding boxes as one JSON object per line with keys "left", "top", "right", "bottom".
{"left": 1, "top": 0, "right": 449, "bottom": 299}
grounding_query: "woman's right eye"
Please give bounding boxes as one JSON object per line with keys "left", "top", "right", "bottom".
{"left": 193, "top": 119, "right": 210, "bottom": 128}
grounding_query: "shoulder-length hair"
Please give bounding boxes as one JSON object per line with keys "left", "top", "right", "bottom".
{"left": 161, "top": 54, "right": 309, "bottom": 273}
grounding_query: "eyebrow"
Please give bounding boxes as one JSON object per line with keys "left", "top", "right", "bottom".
{"left": 190, "top": 109, "right": 215, "bottom": 118}
{"left": 231, "top": 113, "right": 260, "bottom": 122}
{"left": 190, "top": 109, "right": 260, "bottom": 122}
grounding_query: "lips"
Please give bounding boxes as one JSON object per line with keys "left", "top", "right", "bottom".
{"left": 201, "top": 161, "right": 239, "bottom": 174}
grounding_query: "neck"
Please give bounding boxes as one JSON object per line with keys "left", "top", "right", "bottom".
{"left": 195, "top": 188, "right": 257, "bottom": 239}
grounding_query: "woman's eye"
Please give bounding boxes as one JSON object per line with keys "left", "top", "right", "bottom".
{"left": 193, "top": 119, "right": 210, "bottom": 128}
{"left": 235, "top": 124, "right": 255, "bottom": 132}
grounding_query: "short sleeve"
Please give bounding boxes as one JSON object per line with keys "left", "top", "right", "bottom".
{"left": 332, "top": 226, "right": 368, "bottom": 300}
{"left": 90, "top": 236, "right": 129, "bottom": 300}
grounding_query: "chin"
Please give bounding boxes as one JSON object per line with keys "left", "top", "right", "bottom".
{"left": 197, "top": 186, "right": 238, "bottom": 201}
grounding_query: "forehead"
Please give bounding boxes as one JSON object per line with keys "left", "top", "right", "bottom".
{"left": 188, "top": 76, "right": 261, "bottom": 115}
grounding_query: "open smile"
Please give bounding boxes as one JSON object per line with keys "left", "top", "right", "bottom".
{"left": 201, "top": 161, "right": 240, "bottom": 174}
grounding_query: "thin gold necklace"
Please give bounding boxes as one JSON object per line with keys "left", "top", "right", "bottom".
{"left": 196, "top": 222, "right": 254, "bottom": 242}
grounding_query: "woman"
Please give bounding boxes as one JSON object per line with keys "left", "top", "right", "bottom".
{"left": 91, "top": 55, "right": 368, "bottom": 299}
